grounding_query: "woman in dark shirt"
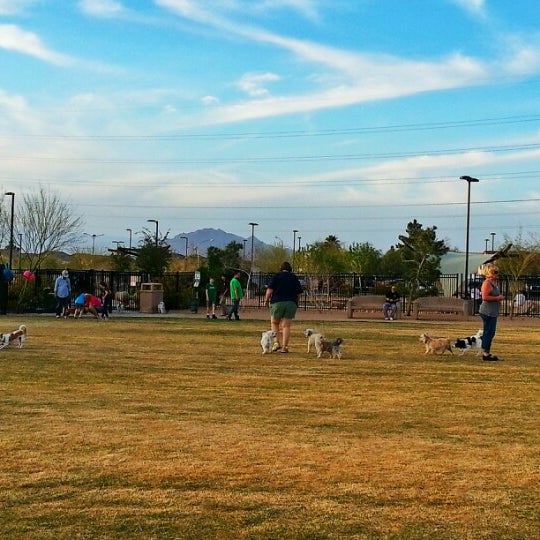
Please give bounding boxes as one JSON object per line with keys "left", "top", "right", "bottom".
{"left": 264, "top": 261, "right": 304, "bottom": 354}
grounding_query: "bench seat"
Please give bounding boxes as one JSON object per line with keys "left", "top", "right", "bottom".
{"left": 412, "top": 297, "right": 470, "bottom": 319}
{"left": 346, "top": 295, "right": 400, "bottom": 319}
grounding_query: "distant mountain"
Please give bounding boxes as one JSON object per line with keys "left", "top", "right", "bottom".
{"left": 168, "top": 228, "right": 270, "bottom": 257}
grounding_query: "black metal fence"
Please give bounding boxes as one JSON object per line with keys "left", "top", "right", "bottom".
{"left": 7, "top": 269, "right": 540, "bottom": 318}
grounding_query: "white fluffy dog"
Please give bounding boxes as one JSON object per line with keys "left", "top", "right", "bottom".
{"left": 419, "top": 333, "right": 453, "bottom": 355}
{"left": 453, "top": 329, "right": 483, "bottom": 356}
{"left": 315, "top": 335, "right": 344, "bottom": 359}
{"left": 260, "top": 330, "right": 278, "bottom": 354}
{"left": 157, "top": 301, "right": 166, "bottom": 314}
{"left": 304, "top": 328, "right": 325, "bottom": 354}
{"left": 0, "top": 324, "right": 27, "bottom": 349}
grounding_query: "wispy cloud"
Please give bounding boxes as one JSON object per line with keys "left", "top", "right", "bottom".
{"left": 0, "top": 24, "right": 74, "bottom": 66}
{"left": 236, "top": 72, "right": 281, "bottom": 97}
{"left": 156, "top": 0, "right": 540, "bottom": 128}
{"left": 78, "top": 0, "right": 125, "bottom": 18}
{"left": 449, "top": 0, "right": 487, "bottom": 18}
{"left": 0, "top": 0, "right": 38, "bottom": 16}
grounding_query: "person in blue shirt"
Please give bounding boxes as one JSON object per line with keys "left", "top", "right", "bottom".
{"left": 54, "top": 269, "right": 72, "bottom": 318}
{"left": 264, "top": 261, "right": 304, "bottom": 353}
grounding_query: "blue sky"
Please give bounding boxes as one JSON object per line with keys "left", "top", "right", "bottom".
{"left": 1, "top": 0, "right": 539, "bottom": 255}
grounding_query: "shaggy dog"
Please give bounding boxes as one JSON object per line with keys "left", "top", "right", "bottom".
{"left": 304, "top": 328, "right": 325, "bottom": 354}
{"left": 0, "top": 324, "right": 27, "bottom": 349}
{"left": 419, "top": 333, "right": 453, "bottom": 355}
{"left": 315, "top": 335, "right": 344, "bottom": 359}
{"left": 453, "top": 329, "right": 483, "bottom": 356}
{"left": 260, "top": 330, "right": 278, "bottom": 354}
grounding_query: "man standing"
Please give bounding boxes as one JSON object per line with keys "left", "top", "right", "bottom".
{"left": 205, "top": 277, "right": 218, "bottom": 319}
{"left": 383, "top": 285, "right": 400, "bottom": 320}
{"left": 54, "top": 269, "right": 72, "bottom": 318}
{"left": 227, "top": 271, "right": 243, "bottom": 320}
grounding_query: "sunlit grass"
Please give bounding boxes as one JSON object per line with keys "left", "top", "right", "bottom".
{"left": 0, "top": 315, "right": 538, "bottom": 538}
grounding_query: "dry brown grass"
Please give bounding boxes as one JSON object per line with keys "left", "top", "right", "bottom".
{"left": 0, "top": 315, "right": 538, "bottom": 539}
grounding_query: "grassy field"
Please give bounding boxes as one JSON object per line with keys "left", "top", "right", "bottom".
{"left": 0, "top": 315, "right": 538, "bottom": 539}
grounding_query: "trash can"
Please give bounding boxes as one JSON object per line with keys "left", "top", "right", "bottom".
{"left": 139, "top": 283, "right": 163, "bottom": 313}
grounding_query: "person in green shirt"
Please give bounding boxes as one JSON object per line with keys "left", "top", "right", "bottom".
{"left": 205, "top": 277, "right": 218, "bottom": 319}
{"left": 227, "top": 271, "right": 244, "bottom": 320}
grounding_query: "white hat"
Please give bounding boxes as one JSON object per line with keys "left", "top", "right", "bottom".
{"left": 61, "top": 270, "right": 69, "bottom": 277}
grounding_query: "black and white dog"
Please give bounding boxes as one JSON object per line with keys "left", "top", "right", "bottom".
{"left": 453, "top": 329, "right": 483, "bottom": 356}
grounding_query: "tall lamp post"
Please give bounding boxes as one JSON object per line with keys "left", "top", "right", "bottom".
{"left": 292, "top": 230, "right": 298, "bottom": 270}
{"left": 126, "top": 228, "right": 133, "bottom": 249}
{"left": 4, "top": 192, "right": 15, "bottom": 270}
{"left": 18, "top": 233, "right": 23, "bottom": 270}
{"left": 459, "top": 175, "right": 479, "bottom": 298}
{"left": 490, "top": 232, "right": 496, "bottom": 253}
{"left": 485, "top": 238, "right": 489, "bottom": 253}
{"left": 249, "top": 222, "right": 258, "bottom": 298}
{"left": 147, "top": 219, "right": 158, "bottom": 246}
{"left": 249, "top": 223, "right": 258, "bottom": 272}
{"left": 83, "top": 232, "right": 103, "bottom": 255}
{"left": 180, "top": 236, "right": 188, "bottom": 270}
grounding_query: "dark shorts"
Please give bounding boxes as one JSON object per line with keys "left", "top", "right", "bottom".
{"left": 270, "top": 301, "right": 298, "bottom": 320}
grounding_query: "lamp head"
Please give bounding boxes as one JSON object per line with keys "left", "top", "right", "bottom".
{"left": 460, "top": 175, "right": 479, "bottom": 183}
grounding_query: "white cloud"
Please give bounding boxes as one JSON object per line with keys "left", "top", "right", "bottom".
{"left": 236, "top": 72, "right": 281, "bottom": 97}
{"left": 78, "top": 0, "right": 125, "bottom": 18}
{"left": 449, "top": 0, "right": 487, "bottom": 17}
{"left": 0, "top": 24, "right": 74, "bottom": 66}
{"left": 0, "top": 0, "right": 37, "bottom": 15}
{"left": 202, "top": 95, "right": 219, "bottom": 105}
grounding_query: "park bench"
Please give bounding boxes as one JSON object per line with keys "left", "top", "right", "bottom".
{"left": 412, "top": 296, "right": 470, "bottom": 319}
{"left": 346, "top": 295, "right": 400, "bottom": 319}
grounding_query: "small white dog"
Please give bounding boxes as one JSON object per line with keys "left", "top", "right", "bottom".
{"left": 260, "top": 330, "right": 278, "bottom": 354}
{"left": 157, "top": 301, "right": 166, "bottom": 314}
{"left": 453, "top": 329, "right": 483, "bottom": 356}
{"left": 0, "top": 324, "right": 27, "bottom": 349}
{"left": 304, "top": 328, "right": 325, "bottom": 354}
{"left": 315, "top": 335, "right": 344, "bottom": 359}
{"left": 419, "top": 333, "right": 453, "bottom": 355}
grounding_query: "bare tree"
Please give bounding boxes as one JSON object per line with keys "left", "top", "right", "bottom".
{"left": 17, "top": 187, "right": 84, "bottom": 270}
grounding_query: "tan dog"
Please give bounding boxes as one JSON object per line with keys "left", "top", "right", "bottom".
{"left": 0, "top": 324, "right": 27, "bottom": 349}
{"left": 419, "top": 333, "right": 453, "bottom": 355}
{"left": 304, "top": 328, "right": 325, "bottom": 354}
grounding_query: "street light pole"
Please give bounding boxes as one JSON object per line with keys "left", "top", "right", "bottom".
{"left": 83, "top": 232, "right": 103, "bottom": 255}
{"left": 249, "top": 223, "right": 258, "bottom": 274}
{"left": 147, "top": 219, "right": 158, "bottom": 247}
{"left": 459, "top": 175, "right": 480, "bottom": 298}
{"left": 490, "top": 232, "right": 496, "bottom": 252}
{"left": 180, "top": 236, "right": 188, "bottom": 271}
{"left": 4, "top": 192, "right": 15, "bottom": 270}
{"left": 18, "top": 233, "right": 22, "bottom": 270}
{"left": 292, "top": 230, "right": 298, "bottom": 270}
{"left": 485, "top": 238, "right": 489, "bottom": 253}
{"left": 126, "top": 228, "right": 133, "bottom": 249}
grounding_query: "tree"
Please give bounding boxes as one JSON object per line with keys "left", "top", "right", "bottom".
{"left": 206, "top": 242, "right": 243, "bottom": 278}
{"left": 303, "top": 236, "right": 347, "bottom": 274}
{"left": 397, "top": 220, "right": 449, "bottom": 313}
{"left": 135, "top": 228, "right": 172, "bottom": 278}
{"left": 15, "top": 187, "right": 84, "bottom": 270}
{"left": 346, "top": 242, "right": 381, "bottom": 275}
{"left": 255, "top": 243, "right": 289, "bottom": 273}
{"left": 496, "top": 232, "right": 540, "bottom": 317}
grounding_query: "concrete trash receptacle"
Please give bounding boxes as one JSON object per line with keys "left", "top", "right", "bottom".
{"left": 139, "top": 283, "right": 164, "bottom": 313}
